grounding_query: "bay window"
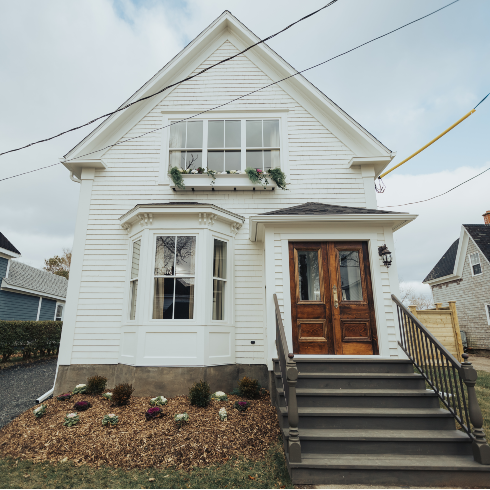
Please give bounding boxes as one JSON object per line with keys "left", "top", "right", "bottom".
{"left": 129, "top": 239, "right": 141, "bottom": 320}
{"left": 212, "top": 239, "right": 227, "bottom": 320}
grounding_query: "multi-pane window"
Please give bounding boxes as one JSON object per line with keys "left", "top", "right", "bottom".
{"left": 469, "top": 252, "right": 482, "bottom": 276}
{"left": 246, "top": 120, "right": 280, "bottom": 171}
{"left": 168, "top": 119, "right": 280, "bottom": 172}
{"left": 212, "top": 239, "right": 227, "bottom": 320}
{"left": 129, "top": 239, "right": 141, "bottom": 320}
{"left": 153, "top": 236, "right": 196, "bottom": 320}
{"left": 55, "top": 304, "right": 64, "bottom": 321}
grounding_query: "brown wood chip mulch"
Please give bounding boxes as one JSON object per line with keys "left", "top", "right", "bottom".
{"left": 0, "top": 392, "right": 281, "bottom": 470}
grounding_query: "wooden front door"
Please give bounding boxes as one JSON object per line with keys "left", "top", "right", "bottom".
{"left": 289, "top": 241, "right": 378, "bottom": 355}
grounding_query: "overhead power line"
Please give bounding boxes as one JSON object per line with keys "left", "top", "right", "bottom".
{"left": 0, "top": 0, "right": 461, "bottom": 183}
{"left": 379, "top": 166, "right": 490, "bottom": 208}
{"left": 0, "top": 0, "right": 340, "bottom": 158}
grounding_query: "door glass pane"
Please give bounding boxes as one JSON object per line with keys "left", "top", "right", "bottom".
{"left": 213, "top": 279, "right": 225, "bottom": 320}
{"left": 213, "top": 239, "right": 227, "bottom": 279}
{"left": 175, "top": 236, "right": 196, "bottom": 275}
{"left": 130, "top": 280, "right": 138, "bottom": 320}
{"left": 169, "top": 122, "right": 186, "bottom": 148}
{"left": 207, "top": 151, "right": 224, "bottom": 171}
{"left": 298, "top": 251, "right": 321, "bottom": 301}
{"left": 225, "top": 151, "right": 241, "bottom": 171}
{"left": 246, "top": 150, "right": 263, "bottom": 169}
{"left": 186, "top": 120, "right": 203, "bottom": 148}
{"left": 131, "top": 239, "right": 141, "bottom": 279}
{"left": 155, "top": 236, "right": 176, "bottom": 275}
{"left": 339, "top": 250, "right": 363, "bottom": 301}
{"left": 246, "top": 120, "right": 262, "bottom": 147}
{"left": 225, "top": 120, "right": 241, "bottom": 147}
{"left": 174, "top": 278, "right": 195, "bottom": 319}
{"left": 153, "top": 278, "right": 174, "bottom": 319}
{"left": 263, "top": 120, "right": 279, "bottom": 147}
{"left": 208, "top": 120, "right": 224, "bottom": 148}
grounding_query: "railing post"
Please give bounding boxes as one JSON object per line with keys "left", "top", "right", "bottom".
{"left": 460, "top": 354, "right": 490, "bottom": 464}
{"left": 286, "top": 353, "right": 301, "bottom": 463}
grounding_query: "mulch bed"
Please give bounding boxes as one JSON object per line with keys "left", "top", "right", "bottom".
{"left": 0, "top": 392, "right": 281, "bottom": 470}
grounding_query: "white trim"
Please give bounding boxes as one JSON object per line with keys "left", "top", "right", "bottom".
{"left": 36, "top": 297, "right": 42, "bottom": 321}
{"left": 55, "top": 302, "right": 65, "bottom": 321}
{"left": 349, "top": 155, "right": 395, "bottom": 180}
{"left": 360, "top": 165, "right": 377, "bottom": 209}
{"left": 5, "top": 258, "right": 11, "bottom": 278}
{"left": 485, "top": 304, "right": 490, "bottom": 326}
{"left": 61, "top": 158, "right": 107, "bottom": 181}
{"left": 0, "top": 281, "right": 66, "bottom": 301}
{"left": 0, "top": 247, "right": 21, "bottom": 259}
{"left": 468, "top": 251, "right": 483, "bottom": 277}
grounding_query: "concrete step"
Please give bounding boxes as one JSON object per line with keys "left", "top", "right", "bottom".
{"left": 276, "top": 387, "right": 440, "bottom": 408}
{"left": 279, "top": 406, "right": 456, "bottom": 430}
{"left": 273, "top": 358, "right": 414, "bottom": 374}
{"left": 283, "top": 428, "right": 473, "bottom": 456}
{"left": 289, "top": 453, "right": 490, "bottom": 486}
{"left": 276, "top": 372, "right": 426, "bottom": 390}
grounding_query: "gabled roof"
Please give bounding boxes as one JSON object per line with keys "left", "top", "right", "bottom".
{"left": 1, "top": 261, "right": 68, "bottom": 300}
{"left": 62, "top": 11, "right": 394, "bottom": 178}
{"left": 260, "top": 202, "right": 403, "bottom": 216}
{"left": 0, "top": 232, "right": 21, "bottom": 257}
{"left": 423, "top": 239, "right": 459, "bottom": 283}
{"left": 423, "top": 224, "right": 490, "bottom": 284}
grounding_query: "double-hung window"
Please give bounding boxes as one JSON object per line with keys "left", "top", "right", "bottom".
{"left": 168, "top": 118, "right": 280, "bottom": 172}
{"left": 469, "top": 252, "right": 482, "bottom": 276}
{"left": 153, "top": 236, "right": 196, "bottom": 320}
{"left": 55, "top": 304, "right": 64, "bottom": 321}
{"left": 129, "top": 239, "right": 141, "bottom": 320}
{"left": 212, "top": 239, "right": 227, "bottom": 320}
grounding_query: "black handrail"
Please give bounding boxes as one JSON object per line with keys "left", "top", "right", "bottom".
{"left": 393, "top": 294, "right": 490, "bottom": 464}
{"left": 274, "top": 294, "right": 301, "bottom": 463}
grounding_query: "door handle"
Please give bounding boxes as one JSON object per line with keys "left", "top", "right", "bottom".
{"left": 333, "top": 285, "right": 338, "bottom": 309}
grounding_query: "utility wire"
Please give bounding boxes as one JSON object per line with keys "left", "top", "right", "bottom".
{"left": 0, "top": 0, "right": 339, "bottom": 158}
{"left": 379, "top": 166, "right": 490, "bottom": 208}
{"left": 0, "top": 0, "right": 461, "bottom": 182}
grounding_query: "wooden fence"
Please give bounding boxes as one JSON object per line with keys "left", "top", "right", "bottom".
{"left": 408, "top": 301, "right": 464, "bottom": 361}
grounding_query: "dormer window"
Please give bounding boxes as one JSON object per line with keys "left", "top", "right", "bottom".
{"left": 469, "top": 252, "right": 482, "bottom": 276}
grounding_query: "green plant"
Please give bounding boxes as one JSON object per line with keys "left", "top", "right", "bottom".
{"left": 174, "top": 412, "right": 189, "bottom": 428}
{"left": 211, "top": 391, "right": 228, "bottom": 401}
{"left": 0, "top": 320, "right": 62, "bottom": 362}
{"left": 238, "top": 377, "right": 261, "bottom": 399}
{"left": 63, "top": 413, "right": 80, "bottom": 427}
{"left": 206, "top": 168, "right": 217, "bottom": 185}
{"left": 267, "top": 167, "right": 288, "bottom": 190}
{"left": 112, "top": 383, "right": 134, "bottom": 407}
{"left": 149, "top": 396, "right": 167, "bottom": 407}
{"left": 170, "top": 166, "right": 185, "bottom": 189}
{"left": 189, "top": 380, "right": 211, "bottom": 408}
{"left": 102, "top": 414, "right": 118, "bottom": 427}
{"left": 86, "top": 375, "right": 107, "bottom": 395}
{"left": 72, "top": 384, "right": 87, "bottom": 395}
{"left": 234, "top": 400, "right": 250, "bottom": 412}
{"left": 33, "top": 404, "right": 47, "bottom": 418}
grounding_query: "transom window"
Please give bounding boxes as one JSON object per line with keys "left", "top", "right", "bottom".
{"left": 152, "top": 236, "right": 196, "bottom": 320}
{"left": 469, "top": 252, "right": 482, "bottom": 276}
{"left": 168, "top": 119, "right": 280, "bottom": 173}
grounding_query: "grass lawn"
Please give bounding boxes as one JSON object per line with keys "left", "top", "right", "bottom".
{"left": 475, "top": 370, "right": 490, "bottom": 435}
{"left": 0, "top": 441, "right": 292, "bottom": 489}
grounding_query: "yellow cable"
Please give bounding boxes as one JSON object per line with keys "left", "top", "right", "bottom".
{"left": 379, "top": 109, "right": 476, "bottom": 179}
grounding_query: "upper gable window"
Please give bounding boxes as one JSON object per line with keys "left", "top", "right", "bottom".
{"left": 167, "top": 118, "right": 280, "bottom": 173}
{"left": 469, "top": 252, "right": 482, "bottom": 276}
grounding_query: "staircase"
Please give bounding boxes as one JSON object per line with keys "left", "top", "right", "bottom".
{"left": 272, "top": 358, "right": 490, "bottom": 486}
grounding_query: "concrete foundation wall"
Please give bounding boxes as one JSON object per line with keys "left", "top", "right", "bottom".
{"left": 54, "top": 363, "right": 271, "bottom": 397}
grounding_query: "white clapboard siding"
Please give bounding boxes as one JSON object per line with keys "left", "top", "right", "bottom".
{"left": 69, "top": 39, "right": 399, "bottom": 364}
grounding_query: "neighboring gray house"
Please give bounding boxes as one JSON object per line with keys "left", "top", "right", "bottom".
{"left": 0, "top": 232, "right": 68, "bottom": 321}
{"left": 423, "top": 211, "right": 490, "bottom": 350}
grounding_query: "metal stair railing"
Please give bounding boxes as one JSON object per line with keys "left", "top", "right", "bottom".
{"left": 274, "top": 293, "right": 301, "bottom": 463}
{"left": 393, "top": 294, "right": 490, "bottom": 465}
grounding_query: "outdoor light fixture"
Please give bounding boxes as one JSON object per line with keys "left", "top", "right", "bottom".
{"left": 378, "top": 244, "right": 392, "bottom": 268}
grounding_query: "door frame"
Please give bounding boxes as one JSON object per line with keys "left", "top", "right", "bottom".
{"left": 277, "top": 231, "right": 391, "bottom": 358}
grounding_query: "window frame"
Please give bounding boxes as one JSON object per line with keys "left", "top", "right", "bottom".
{"left": 159, "top": 111, "right": 289, "bottom": 185}
{"left": 485, "top": 304, "right": 490, "bottom": 326}
{"left": 54, "top": 303, "right": 64, "bottom": 321}
{"left": 128, "top": 237, "right": 142, "bottom": 322}
{"left": 212, "top": 238, "right": 228, "bottom": 322}
{"left": 468, "top": 252, "right": 483, "bottom": 276}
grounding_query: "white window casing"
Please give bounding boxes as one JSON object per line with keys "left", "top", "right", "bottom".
{"left": 485, "top": 304, "right": 490, "bottom": 326}
{"left": 468, "top": 252, "right": 482, "bottom": 276}
{"left": 55, "top": 303, "right": 64, "bottom": 321}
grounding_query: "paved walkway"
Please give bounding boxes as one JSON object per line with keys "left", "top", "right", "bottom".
{"left": 0, "top": 358, "right": 57, "bottom": 429}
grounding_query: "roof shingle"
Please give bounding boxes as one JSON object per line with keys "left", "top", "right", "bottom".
{"left": 260, "top": 202, "right": 403, "bottom": 216}
{"left": 463, "top": 225, "right": 490, "bottom": 264}
{"left": 423, "top": 239, "right": 459, "bottom": 283}
{"left": 0, "top": 232, "right": 21, "bottom": 255}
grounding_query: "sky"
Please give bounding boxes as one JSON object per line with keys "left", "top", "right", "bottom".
{"left": 0, "top": 0, "right": 489, "bottom": 296}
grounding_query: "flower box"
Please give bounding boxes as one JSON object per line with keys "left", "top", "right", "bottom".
{"left": 170, "top": 173, "right": 276, "bottom": 192}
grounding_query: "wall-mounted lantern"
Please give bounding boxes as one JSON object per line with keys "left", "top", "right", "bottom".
{"left": 378, "top": 244, "right": 392, "bottom": 268}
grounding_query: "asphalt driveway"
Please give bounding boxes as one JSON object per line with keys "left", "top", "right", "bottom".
{"left": 0, "top": 358, "right": 57, "bottom": 429}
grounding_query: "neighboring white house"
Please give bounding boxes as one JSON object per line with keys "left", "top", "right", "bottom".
{"left": 55, "top": 11, "right": 416, "bottom": 395}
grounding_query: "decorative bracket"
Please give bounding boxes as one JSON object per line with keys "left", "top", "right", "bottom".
{"left": 198, "top": 213, "right": 217, "bottom": 226}
{"left": 138, "top": 213, "right": 153, "bottom": 228}
{"left": 121, "top": 223, "right": 132, "bottom": 234}
{"left": 231, "top": 223, "right": 243, "bottom": 235}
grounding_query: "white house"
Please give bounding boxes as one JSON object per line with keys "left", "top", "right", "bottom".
{"left": 54, "top": 11, "right": 416, "bottom": 395}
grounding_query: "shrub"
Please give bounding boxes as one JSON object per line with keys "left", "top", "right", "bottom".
{"left": 145, "top": 407, "right": 162, "bottom": 421}
{"left": 234, "top": 400, "right": 250, "bottom": 412}
{"left": 73, "top": 401, "right": 91, "bottom": 411}
{"left": 189, "top": 380, "right": 210, "bottom": 408}
{"left": 56, "top": 393, "right": 72, "bottom": 401}
{"left": 0, "top": 320, "right": 62, "bottom": 362}
{"left": 86, "top": 375, "right": 107, "bottom": 395}
{"left": 112, "top": 383, "right": 134, "bottom": 406}
{"left": 238, "top": 377, "right": 261, "bottom": 399}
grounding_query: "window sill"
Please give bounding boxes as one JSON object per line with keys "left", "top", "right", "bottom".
{"left": 169, "top": 174, "right": 275, "bottom": 191}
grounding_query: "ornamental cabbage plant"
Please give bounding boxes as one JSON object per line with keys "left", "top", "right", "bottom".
{"left": 218, "top": 407, "right": 227, "bottom": 421}
{"left": 72, "top": 384, "right": 87, "bottom": 395}
{"left": 33, "top": 404, "right": 47, "bottom": 418}
{"left": 102, "top": 392, "right": 112, "bottom": 401}
{"left": 102, "top": 414, "right": 118, "bottom": 427}
{"left": 211, "top": 391, "right": 228, "bottom": 402}
{"left": 174, "top": 412, "right": 189, "bottom": 428}
{"left": 64, "top": 413, "right": 80, "bottom": 427}
{"left": 149, "top": 396, "right": 167, "bottom": 407}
